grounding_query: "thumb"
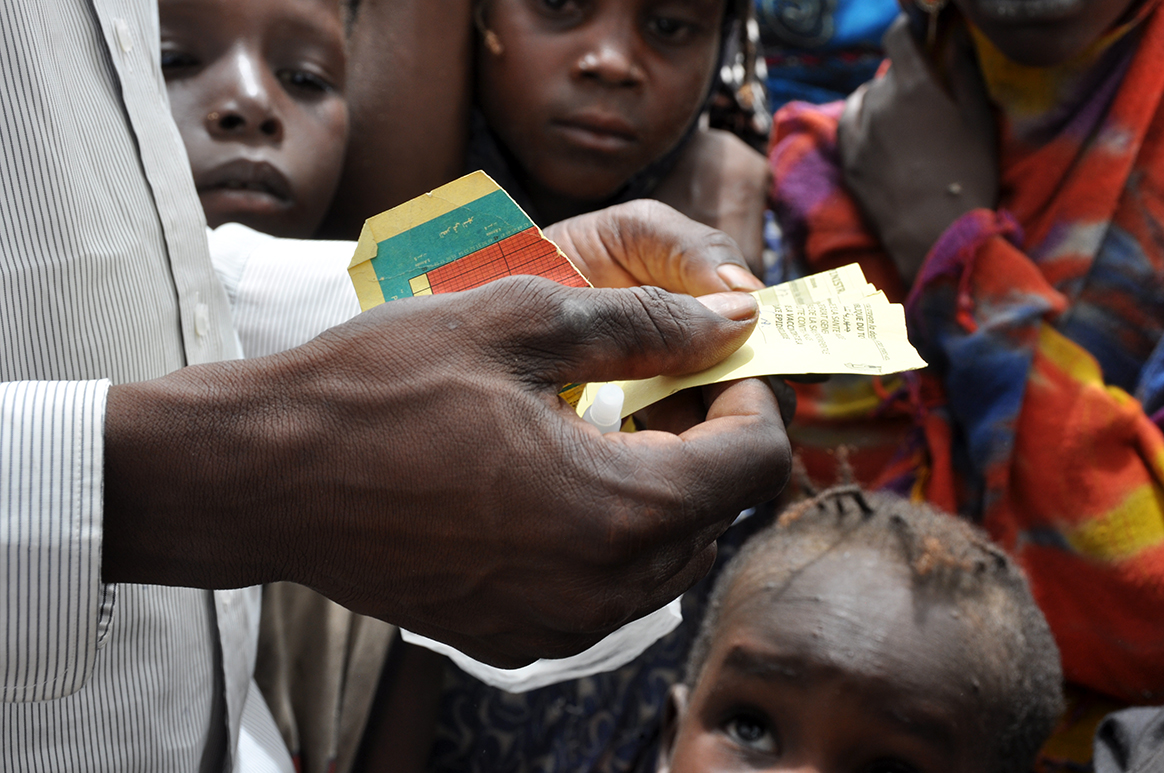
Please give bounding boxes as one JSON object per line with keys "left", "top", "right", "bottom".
{"left": 477, "top": 276, "right": 759, "bottom": 386}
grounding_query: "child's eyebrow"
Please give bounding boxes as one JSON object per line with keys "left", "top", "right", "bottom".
{"left": 721, "top": 647, "right": 959, "bottom": 752}
{"left": 721, "top": 647, "right": 806, "bottom": 682}
{"left": 266, "top": 13, "right": 347, "bottom": 60}
{"left": 878, "top": 704, "right": 957, "bottom": 753}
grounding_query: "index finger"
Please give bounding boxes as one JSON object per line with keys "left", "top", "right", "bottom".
{"left": 546, "top": 200, "right": 763, "bottom": 295}
{"left": 618, "top": 376, "right": 791, "bottom": 531}
{"left": 586, "top": 377, "right": 789, "bottom": 615}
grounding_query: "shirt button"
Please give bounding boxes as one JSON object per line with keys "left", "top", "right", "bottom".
{"left": 113, "top": 18, "right": 133, "bottom": 53}
{"left": 195, "top": 303, "right": 210, "bottom": 338}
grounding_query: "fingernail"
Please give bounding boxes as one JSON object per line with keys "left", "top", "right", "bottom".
{"left": 716, "top": 264, "right": 764, "bottom": 291}
{"left": 698, "top": 292, "right": 758, "bottom": 321}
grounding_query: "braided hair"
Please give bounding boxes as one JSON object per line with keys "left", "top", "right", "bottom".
{"left": 685, "top": 486, "right": 1064, "bottom": 773}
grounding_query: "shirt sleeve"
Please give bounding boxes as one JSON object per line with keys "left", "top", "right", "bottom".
{"left": 1, "top": 379, "right": 110, "bottom": 702}
{"left": 207, "top": 223, "right": 361, "bottom": 358}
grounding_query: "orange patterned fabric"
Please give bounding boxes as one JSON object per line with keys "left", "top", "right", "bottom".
{"left": 768, "top": 6, "right": 1164, "bottom": 707}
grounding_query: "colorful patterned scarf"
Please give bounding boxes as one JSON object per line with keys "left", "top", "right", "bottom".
{"left": 768, "top": 3, "right": 1164, "bottom": 709}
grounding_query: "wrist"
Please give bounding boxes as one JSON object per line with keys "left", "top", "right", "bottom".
{"left": 101, "top": 356, "right": 311, "bottom": 589}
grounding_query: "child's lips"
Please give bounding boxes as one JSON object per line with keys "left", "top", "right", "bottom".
{"left": 553, "top": 114, "right": 638, "bottom": 153}
{"left": 197, "top": 159, "right": 294, "bottom": 209}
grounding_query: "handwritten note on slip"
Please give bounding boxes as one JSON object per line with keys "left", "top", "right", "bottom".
{"left": 576, "top": 264, "right": 927, "bottom": 419}
{"left": 347, "top": 171, "right": 589, "bottom": 311}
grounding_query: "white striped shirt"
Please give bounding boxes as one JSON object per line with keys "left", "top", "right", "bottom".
{"left": 0, "top": 1, "right": 305, "bottom": 769}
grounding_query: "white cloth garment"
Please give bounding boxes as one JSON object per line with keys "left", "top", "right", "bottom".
{"left": 400, "top": 599, "right": 684, "bottom": 693}
{"left": 0, "top": 2, "right": 288, "bottom": 770}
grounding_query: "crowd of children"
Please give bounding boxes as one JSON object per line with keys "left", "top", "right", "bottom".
{"left": 155, "top": 0, "right": 1164, "bottom": 770}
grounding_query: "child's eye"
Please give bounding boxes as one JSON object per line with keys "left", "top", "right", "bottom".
{"left": 646, "top": 16, "right": 695, "bottom": 43}
{"left": 160, "top": 49, "right": 198, "bottom": 72}
{"left": 277, "top": 69, "right": 335, "bottom": 97}
{"left": 526, "top": 0, "right": 585, "bottom": 26}
{"left": 724, "top": 713, "right": 777, "bottom": 753}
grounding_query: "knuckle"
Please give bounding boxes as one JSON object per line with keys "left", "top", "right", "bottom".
{"left": 616, "top": 197, "right": 671, "bottom": 224}
{"left": 572, "top": 592, "right": 636, "bottom": 635}
{"left": 473, "top": 276, "right": 594, "bottom": 365}
{"left": 624, "top": 285, "right": 691, "bottom": 348}
{"left": 696, "top": 227, "right": 743, "bottom": 259}
{"left": 477, "top": 275, "right": 563, "bottom": 326}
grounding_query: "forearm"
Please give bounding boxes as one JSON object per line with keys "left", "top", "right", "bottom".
{"left": 101, "top": 355, "right": 313, "bottom": 589}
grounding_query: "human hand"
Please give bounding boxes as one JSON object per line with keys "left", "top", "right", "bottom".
{"left": 546, "top": 198, "right": 764, "bottom": 297}
{"left": 838, "top": 15, "right": 998, "bottom": 286}
{"left": 102, "top": 276, "right": 791, "bottom": 666}
{"left": 649, "top": 128, "right": 772, "bottom": 275}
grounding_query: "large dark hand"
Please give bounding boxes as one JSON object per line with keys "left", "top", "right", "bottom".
{"left": 549, "top": 200, "right": 795, "bottom": 428}
{"left": 547, "top": 198, "right": 764, "bottom": 296}
{"left": 839, "top": 15, "right": 998, "bottom": 286}
{"left": 101, "top": 277, "right": 790, "bottom": 666}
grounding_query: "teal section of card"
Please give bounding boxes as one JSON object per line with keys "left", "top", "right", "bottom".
{"left": 370, "top": 188, "right": 532, "bottom": 300}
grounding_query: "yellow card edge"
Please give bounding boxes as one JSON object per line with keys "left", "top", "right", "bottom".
{"left": 363, "top": 171, "right": 501, "bottom": 246}
{"left": 348, "top": 222, "right": 386, "bottom": 311}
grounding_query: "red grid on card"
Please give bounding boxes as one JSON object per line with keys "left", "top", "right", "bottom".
{"left": 425, "top": 227, "right": 587, "bottom": 294}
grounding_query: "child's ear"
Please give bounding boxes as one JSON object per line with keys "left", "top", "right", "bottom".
{"left": 656, "top": 684, "right": 690, "bottom": 773}
{"left": 473, "top": 0, "right": 504, "bottom": 55}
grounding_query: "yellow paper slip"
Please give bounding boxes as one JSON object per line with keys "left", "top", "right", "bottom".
{"left": 577, "top": 264, "right": 927, "bottom": 419}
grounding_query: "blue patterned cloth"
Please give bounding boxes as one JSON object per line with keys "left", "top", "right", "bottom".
{"left": 425, "top": 507, "right": 777, "bottom": 773}
{"left": 756, "top": 0, "right": 898, "bottom": 110}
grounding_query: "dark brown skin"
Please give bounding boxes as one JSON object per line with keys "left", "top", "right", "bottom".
{"left": 318, "top": 0, "right": 475, "bottom": 239}
{"left": 658, "top": 548, "right": 999, "bottom": 773}
{"left": 651, "top": 128, "right": 772, "bottom": 275}
{"left": 954, "top": 0, "right": 1141, "bottom": 67}
{"left": 548, "top": 198, "right": 764, "bottom": 293}
{"left": 838, "top": 0, "right": 1140, "bottom": 285}
{"left": 160, "top": 0, "right": 349, "bottom": 237}
{"left": 101, "top": 204, "right": 790, "bottom": 668}
{"left": 476, "top": 0, "right": 726, "bottom": 224}
{"left": 838, "top": 16, "right": 998, "bottom": 287}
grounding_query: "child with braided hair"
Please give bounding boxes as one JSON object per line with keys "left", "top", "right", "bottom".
{"left": 656, "top": 486, "right": 1064, "bottom": 773}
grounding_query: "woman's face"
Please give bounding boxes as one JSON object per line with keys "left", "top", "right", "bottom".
{"left": 951, "top": 0, "right": 1142, "bottom": 66}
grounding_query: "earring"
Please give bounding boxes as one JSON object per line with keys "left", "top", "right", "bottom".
{"left": 916, "top": 0, "right": 947, "bottom": 47}
{"left": 483, "top": 29, "right": 504, "bottom": 56}
{"left": 207, "top": 111, "right": 221, "bottom": 123}
{"left": 474, "top": 2, "right": 504, "bottom": 56}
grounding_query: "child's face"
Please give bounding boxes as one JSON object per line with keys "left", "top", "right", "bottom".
{"left": 160, "top": 0, "right": 348, "bottom": 238}
{"left": 477, "top": 0, "right": 725, "bottom": 211}
{"left": 659, "top": 546, "right": 999, "bottom": 773}
{"left": 951, "top": 0, "right": 1139, "bottom": 67}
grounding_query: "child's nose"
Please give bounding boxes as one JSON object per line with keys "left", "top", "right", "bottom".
{"left": 206, "top": 108, "right": 282, "bottom": 141}
{"left": 574, "top": 31, "right": 645, "bottom": 87}
{"left": 205, "top": 50, "right": 284, "bottom": 142}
